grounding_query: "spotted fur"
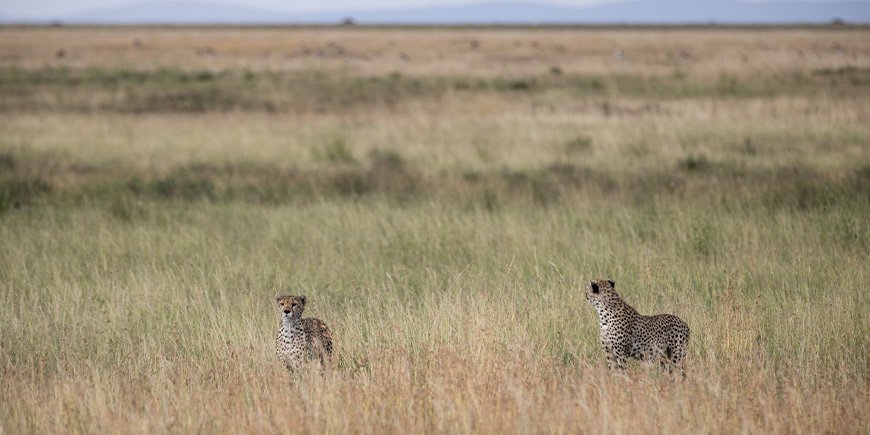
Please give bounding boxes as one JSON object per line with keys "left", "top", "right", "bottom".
{"left": 275, "top": 294, "right": 333, "bottom": 371}
{"left": 585, "top": 279, "right": 689, "bottom": 376}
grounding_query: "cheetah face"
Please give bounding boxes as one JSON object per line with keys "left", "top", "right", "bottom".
{"left": 275, "top": 294, "right": 306, "bottom": 319}
{"left": 585, "top": 279, "right": 616, "bottom": 304}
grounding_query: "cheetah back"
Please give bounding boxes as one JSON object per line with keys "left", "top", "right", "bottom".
{"left": 631, "top": 314, "right": 690, "bottom": 363}
{"left": 302, "top": 317, "right": 334, "bottom": 359}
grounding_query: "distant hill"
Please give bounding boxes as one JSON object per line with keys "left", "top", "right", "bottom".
{"left": 4, "top": 0, "right": 870, "bottom": 25}
{"left": 299, "top": 0, "right": 870, "bottom": 24}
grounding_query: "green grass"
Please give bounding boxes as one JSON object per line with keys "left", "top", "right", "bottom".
{"left": 1, "top": 197, "right": 867, "bottom": 432}
{"left": 2, "top": 199, "right": 866, "bottom": 371}
{"left": 2, "top": 65, "right": 868, "bottom": 113}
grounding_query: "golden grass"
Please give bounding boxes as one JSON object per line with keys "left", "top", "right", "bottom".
{"left": 1, "top": 26, "right": 868, "bottom": 78}
{"left": 1, "top": 26, "right": 869, "bottom": 434}
{"left": 4, "top": 349, "right": 867, "bottom": 433}
{"left": 2, "top": 95, "right": 867, "bottom": 172}
{"left": 2, "top": 200, "right": 867, "bottom": 433}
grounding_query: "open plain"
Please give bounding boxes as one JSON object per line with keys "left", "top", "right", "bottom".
{"left": 0, "top": 25, "right": 868, "bottom": 433}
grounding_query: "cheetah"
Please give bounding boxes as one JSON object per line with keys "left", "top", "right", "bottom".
{"left": 585, "top": 279, "right": 689, "bottom": 377}
{"left": 275, "top": 294, "right": 333, "bottom": 371}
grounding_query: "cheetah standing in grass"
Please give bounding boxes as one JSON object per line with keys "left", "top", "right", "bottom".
{"left": 585, "top": 279, "right": 689, "bottom": 376}
{"left": 275, "top": 294, "right": 333, "bottom": 371}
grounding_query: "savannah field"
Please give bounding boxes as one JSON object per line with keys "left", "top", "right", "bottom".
{"left": 0, "top": 25, "right": 868, "bottom": 434}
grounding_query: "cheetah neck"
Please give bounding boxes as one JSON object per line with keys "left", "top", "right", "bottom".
{"left": 281, "top": 314, "right": 303, "bottom": 333}
{"left": 591, "top": 294, "right": 638, "bottom": 325}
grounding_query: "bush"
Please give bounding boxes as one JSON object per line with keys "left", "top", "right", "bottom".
{"left": 0, "top": 176, "right": 51, "bottom": 213}
{"left": 315, "top": 137, "right": 358, "bottom": 165}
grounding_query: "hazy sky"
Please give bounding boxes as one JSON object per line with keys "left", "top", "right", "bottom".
{"left": 0, "top": 0, "right": 586, "bottom": 18}
{"left": 0, "top": 0, "right": 860, "bottom": 18}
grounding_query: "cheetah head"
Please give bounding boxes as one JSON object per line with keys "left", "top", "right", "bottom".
{"left": 585, "top": 279, "right": 616, "bottom": 304}
{"left": 275, "top": 294, "right": 306, "bottom": 320}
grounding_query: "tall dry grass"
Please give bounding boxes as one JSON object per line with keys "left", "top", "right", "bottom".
{"left": 1, "top": 201, "right": 867, "bottom": 433}
{"left": 1, "top": 26, "right": 868, "bottom": 434}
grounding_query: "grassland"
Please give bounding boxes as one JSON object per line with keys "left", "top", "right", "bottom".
{"left": 0, "top": 26, "right": 868, "bottom": 434}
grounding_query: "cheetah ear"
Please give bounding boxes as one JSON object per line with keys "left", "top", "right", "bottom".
{"left": 607, "top": 280, "right": 615, "bottom": 288}
{"left": 300, "top": 295, "right": 307, "bottom": 305}
{"left": 274, "top": 293, "right": 281, "bottom": 301}
{"left": 591, "top": 282, "right": 599, "bottom": 293}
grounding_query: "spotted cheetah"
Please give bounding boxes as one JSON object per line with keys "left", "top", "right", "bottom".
{"left": 275, "top": 294, "right": 333, "bottom": 371}
{"left": 585, "top": 279, "right": 689, "bottom": 376}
